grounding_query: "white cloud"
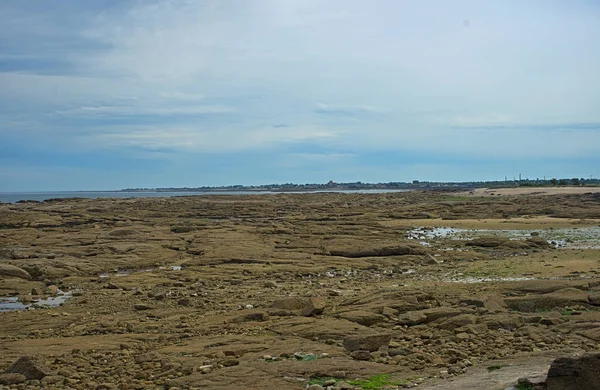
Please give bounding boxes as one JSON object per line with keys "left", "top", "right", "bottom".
{"left": 55, "top": 104, "right": 234, "bottom": 117}
{"left": 85, "top": 124, "right": 340, "bottom": 153}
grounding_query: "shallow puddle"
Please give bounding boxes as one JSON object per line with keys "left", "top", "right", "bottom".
{"left": 99, "top": 265, "right": 182, "bottom": 278}
{"left": 408, "top": 226, "right": 600, "bottom": 249}
{"left": 0, "top": 290, "right": 73, "bottom": 312}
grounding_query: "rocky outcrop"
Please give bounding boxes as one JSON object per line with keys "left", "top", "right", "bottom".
{"left": 0, "top": 264, "right": 31, "bottom": 280}
{"left": 505, "top": 288, "right": 590, "bottom": 312}
{"left": 329, "top": 245, "right": 428, "bottom": 258}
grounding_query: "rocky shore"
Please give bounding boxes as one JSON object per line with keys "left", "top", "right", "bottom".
{"left": 1, "top": 191, "right": 599, "bottom": 389}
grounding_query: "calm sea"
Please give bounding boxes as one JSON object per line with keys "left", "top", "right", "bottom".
{"left": 0, "top": 189, "right": 408, "bottom": 204}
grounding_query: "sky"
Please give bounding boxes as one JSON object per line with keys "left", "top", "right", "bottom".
{"left": 1, "top": 0, "right": 599, "bottom": 191}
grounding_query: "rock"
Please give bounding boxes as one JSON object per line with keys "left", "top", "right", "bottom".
{"left": 337, "top": 310, "right": 386, "bottom": 326}
{"left": 6, "top": 356, "right": 51, "bottom": 380}
{"left": 333, "top": 381, "right": 356, "bottom": 390}
{"left": 301, "top": 297, "right": 326, "bottom": 317}
{"left": 221, "top": 357, "right": 239, "bottom": 367}
{"left": 0, "top": 373, "right": 26, "bottom": 385}
{"left": 545, "top": 352, "right": 600, "bottom": 390}
{"left": 465, "top": 237, "right": 509, "bottom": 247}
{"left": 0, "top": 264, "right": 31, "bottom": 280}
{"left": 420, "top": 307, "right": 463, "bottom": 323}
{"left": 177, "top": 298, "right": 191, "bottom": 306}
{"left": 459, "top": 295, "right": 507, "bottom": 313}
{"left": 398, "top": 311, "right": 427, "bottom": 326}
{"left": 134, "top": 352, "right": 161, "bottom": 364}
{"left": 381, "top": 306, "right": 398, "bottom": 318}
{"left": 41, "top": 375, "right": 65, "bottom": 385}
{"left": 134, "top": 303, "right": 153, "bottom": 311}
{"left": 264, "top": 281, "right": 277, "bottom": 288}
{"left": 343, "top": 333, "right": 391, "bottom": 352}
{"left": 505, "top": 288, "right": 590, "bottom": 312}
{"left": 483, "top": 314, "right": 524, "bottom": 330}
{"left": 577, "top": 328, "right": 600, "bottom": 342}
{"left": 233, "top": 311, "right": 269, "bottom": 322}
{"left": 329, "top": 245, "right": 427, "bottom": 258}
{"left": 44, "top": 285, "right": 59, "bottom": 295}
{"left": 436, "top": 314, "right": 477, "bottom": 330}
{"left": 269, "top": 297, "right": 307, "bottom": 311}
{"left": 588, "top": 292, "right": 600, "bottom": 306}
{"left": 350, "top": 350, "right": 372, "bottom": 361}
{"left": 307, "top": 385, "right": 325, "bottom": 390}
{"left": 106, "top": 282, "right": 121, "bottom": 290}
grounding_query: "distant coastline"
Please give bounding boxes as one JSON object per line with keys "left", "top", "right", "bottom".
{"left": 2, "top": 178, "right": 598, "bottom": 204}
{"left": 120, "top": 177, "right": 600, "bottom": 193}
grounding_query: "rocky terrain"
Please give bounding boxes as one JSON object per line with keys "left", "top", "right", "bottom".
{"left": 0, "top": 190, "right": 599, "bottom": 389}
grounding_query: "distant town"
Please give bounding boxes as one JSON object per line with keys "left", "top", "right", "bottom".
{"left": 122, "top": 177, "right": 600, "bottom": 193}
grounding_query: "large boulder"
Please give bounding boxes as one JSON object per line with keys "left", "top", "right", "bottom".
{"left": 6, "top": 356, "right": 51, "bottom": 380}
{"left": 545, "top": 352, "right": 600, "bottom": 390}
{"left": 0, "top": 264, "right": 31, "bottom": 280}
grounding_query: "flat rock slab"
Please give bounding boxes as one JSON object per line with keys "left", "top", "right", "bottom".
{"left": 420, "top": 354, "right": 556, "bottom": 390}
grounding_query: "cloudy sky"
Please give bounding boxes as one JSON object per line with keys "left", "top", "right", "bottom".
{"left": 1, "top": 0, "right": 599, "bottom": 191}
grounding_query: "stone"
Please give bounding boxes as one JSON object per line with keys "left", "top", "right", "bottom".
{"left": 221, "top": 357, "right": 239, "bottom": 367}
{"left": 350, "top": 350, "right": 372, "bottom": 361}
{"left": 106, "top": 282, "right": 121, "bottom": 290}
{"left": 337, "top": 310, "right": 386, "bottom": 326}
{"left": 134, "top": 303, "right": 153, "bottom": 311}
{"left": 269, "top": 297, "right": 308, "bottom": 311}
{"left": 233, "top": 311, "right": 269, "bottom": 322}
{"left": 0, "top": 264, "right": 31, "bottom": 280}
{"left": 505, "top": 288, "right": 590, "bottom": 312}
{"left": 421, "top": 307, "right": 463, "bottom": 322}
{"left": 343, "top": 333, "right": 391, "bottom": 352}
{"left": 301, "top": 297, "right": 326, "bottom": 317}
{"left": 545, "top": 352, "right": 600, "bottom": 390}
{"left": 436, "top": 314, "right": 477, "bottom": 330}
{"left": 588, "top": 292, "right": 600, "bottom": 306}
{"left": 333, "top": 381, "right": 356, "bottom": 390}
{"left": 40, "top": 375, "right": 65, "bottom": 385}
{"left": 0, "top": 373, "right": 26, "bottom": 385}
{"left": 177, "top": 298, "right": 191, "bottom": 306}
{"left": 381, "top": 306, "right": 398, "bottom": 318}
{"left": 307, "top": 385, "right": 325, "bottom": 390}
{"left": 459, "top": 296, "right": 507, "bottom": 313}
{"left": 577, "top": 328, "right": 600, "bottom": 342}
{"left": 6, "top": 356, "right": 51, "bottom": 380}
{"left": 44, "top": 285, "right": 59, "bottom": 295}
{"left": 264, "top": 281, "right": 277, "bottom": 288}
{"left": 397, "top": 311, "right": 427, "bottom": 326}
